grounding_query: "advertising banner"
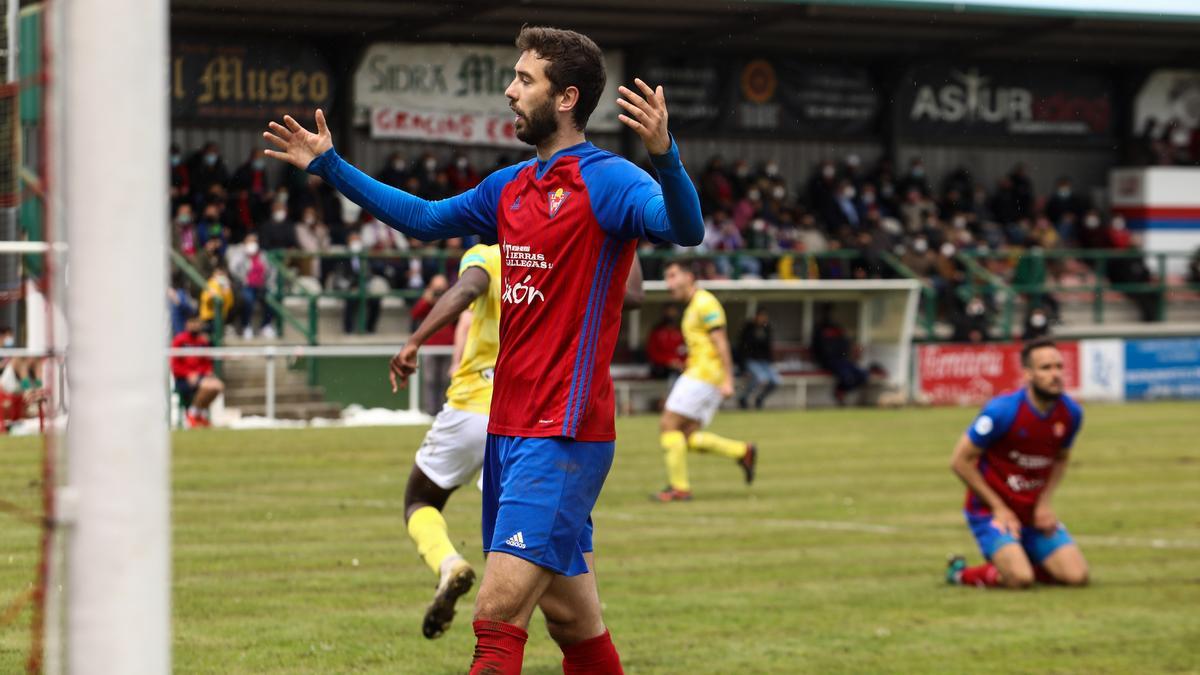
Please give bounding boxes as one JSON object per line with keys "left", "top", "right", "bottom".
{"left": 172, "top": 39, "right": 334, "bottom": 123}
{"left": 896, "top": 64, "right": 1112, "bottom": 143}
{"left": 917, "top": 342, "right": 1080, "bottom": 406}
{"left": 354, "top": 43, "right": 623, "bottom": 132}
{"left": 1124, "top": 338, "right": 1200, "bottom": 400}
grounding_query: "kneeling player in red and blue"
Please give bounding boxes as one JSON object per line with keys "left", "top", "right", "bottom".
{"left": 947, "top": 338, "right": 1090, "bottom": 589}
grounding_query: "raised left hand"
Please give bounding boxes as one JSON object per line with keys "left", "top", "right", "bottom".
{"left": 617, "top": 78, "right": 670, "bottom": 156}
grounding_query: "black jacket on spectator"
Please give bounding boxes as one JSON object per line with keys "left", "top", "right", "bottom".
{"left": 260, "top": 219, "right": 299, "bottom": 251}
{"left": 738, "top": 321, "right": 773, "bottom": 362}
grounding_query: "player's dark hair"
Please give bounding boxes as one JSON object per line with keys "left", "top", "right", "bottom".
{"left": 664, "top": 258, "right": 697, "bottom": 277}
{"left": 1021, "top": 337, "right": 1057, "bottom": 367}
{"left": 515, "top": 26, "right": 605, "bottom": 131}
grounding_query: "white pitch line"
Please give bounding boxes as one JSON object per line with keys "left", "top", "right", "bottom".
{"left": 174, "top": 489, "right": 1200, "bottom": 550}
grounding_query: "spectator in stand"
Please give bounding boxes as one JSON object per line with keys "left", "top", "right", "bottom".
{"left": 811, "top": 307, "right": 869, "bottom": 406}
{"left": 230, "top": 233, "right": 277, "bottom": 340}
{"left": 447, "top": 153, "right": 481, "bottom": 192}
{"left": 1103, "top": 215, "right": 1159, "bottom": 321}
{"left": 198, "top": 264, "right": 233, "bottom": 337}
{"left": 1189, "top": 246, "right": 1200, "bottom": 284}
{"left": 196, "top": 201, "right": 227, "bottom": 256}
{"left": 376, "top": 152, "right": 409, "bottom": 189}
{"left": 261, "top": 200, "right": 298, "bottom": 252}
{"left": 1022, "top": 306, "right": 1052, "bottom": 340}
{"left": 1045, "top": 177, "right": 1088, "bottom": 230}
{"left": 899, "top": 158, "right": 932, "bottom": 197}
{"left": 699, "top": 156, "right": 734, "bottom": 214}
{"left": 172, "top": 203, "right": 198, "bottom": 258}
{"left": 1008, "top": 163, "right": 1035, "bottom": 219}
{"left": 329, "top": 230, "right": 381, "bottom": 335}
{"left": 186, "top": 142, "right": 229, "bottom": 204}
{"left": 900, "top": 188, "right": 937, "bottom": 234}
{"left": 228, "top": 149, "right": 272, "bottom": 236}
{"left": 988, "top": 176, "right": 1021, "bottom": 226}
{"left": 646, "top": 304, "right": 686, "bottom": 382}
{"left": 932, "top": 241, "right": 966, "bottom": 316}
{"left": 168, "top": 273, "right": 197, "bottom": 338}
{"left": 737, "top": 308, "right": 780, "bottom": 409}
{"left": 410, "top": 274, "right": 455, "bottom": 415}
{"left": 170, "top": 315, "right": 225, "bottom": 429}
{"left": 169, "top": 143, "right": 190, "bottom": 210}
{"left": 294, "top": 206, "right": 331, "bottom": 277}
{"left": 360, "top": 213, "right": 408, "bottom": 288}
{"left": 843, "top": 154, "right": 864, "bottom": 189}
{"left": 807, "top": 159, "right": 839, "bottom": 218}
{"left": 826, "top": 179, "right": 861, "bottom": 231}
{"left": 730, "top": 159, "right": 753, "bottom": 199}
{"left": 414, "top": 153, "right": 440, "bottom": 195}
{"left": 952, "top": 296, "right": 991, "bottom": 343}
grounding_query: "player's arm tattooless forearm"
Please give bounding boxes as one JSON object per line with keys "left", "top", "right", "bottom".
{"left": 711, "top": 328, "right": 735, "bottom": 385}
{"left": 306, "top": 147, "right": 464, "bottom": 241}
{"left": 950, "top": 435, "right": 1008, "bottom": 511}
{"left": 450, "top": 310, "right": 473, "bottom": 374}
{"left": 623, "top": 255, "right": 645, "bottom": 311}
{"left": 642, "top": 139, "right": 704, "bottom": 246}
{"left": 407, "top": 268, "right": 490, "bottom": 348}
{"left": 1039, "top": 455, "right": 1069, "bottom": 504}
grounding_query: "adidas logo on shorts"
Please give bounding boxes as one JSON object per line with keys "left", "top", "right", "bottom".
{"left": 505, "top": 531, "right": 527, "bottom": 549}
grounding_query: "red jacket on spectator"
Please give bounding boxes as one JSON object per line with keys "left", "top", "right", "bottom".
{"left": 410, "top": 298, "right": 456, "bottom": 346}
{"left": 171, "top": 330, "right": 213, "bottom": 380}
{"left": 646, "top": 323, "right": 686, "bottom": 370}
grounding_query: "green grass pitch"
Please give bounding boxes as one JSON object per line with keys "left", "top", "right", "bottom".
{"left": 2, "top": 402, "right": 1198, "bottom": 673}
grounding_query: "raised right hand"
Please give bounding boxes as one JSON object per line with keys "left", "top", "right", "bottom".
{"left": 263, "top": 109, "right": 333, "bottom": 171}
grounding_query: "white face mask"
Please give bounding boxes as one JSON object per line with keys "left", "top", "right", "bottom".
{"left": 1030, "top": 313, "right": 1048, "bottom": 328}
{"left": 953, "top": 216, "right": 967, "bottom": 229}
{"left": 1084, "top": 215, "right": 1100, "bottom": 229}
{"left": 765, "top": 163, "right": 779, "bottom": 177}
{"left": 424, "top": 158, "right": 437, "bottom": 172}
{"left": 842, "top": 187, "right": 856, "bottom": 199}
{"left": 303, "top": 215, "right": 316, "bottom": 226}
{"left": 747, "top": 189, "right": 761, "bottom": 201}
{"left": 941, "top": 243, "right": 956, "bottom": 257}
{"left": 456, "top": 157, "right": 468, "bottom": 169}
{"left": 271, "top": 210, "right": 286, "bottom": 223}
{"left": 392, "top": 159, "right": 406, "bottom": 171}
{"left": 914, "top": 239, "right": 928, "bottom": 253}
{"left": 822, "top": 165, "right": 836, "bottom": 179}
{"left": 751, "top": 219, "right": 766, "bottom": 232}
{"left": 275, "top": 191, "right": 288, "bottom": 204}
{"left": 245, "top": 242, "right": 259, "bottom": 255}
{"left": 772, "top": 186, "right": 786, "bottom": 200}
{"left": 2, "top": 336, "right": 13, "bottom": 348}
{"left": 349, "top": 240, "right": 363, "bottom": 253}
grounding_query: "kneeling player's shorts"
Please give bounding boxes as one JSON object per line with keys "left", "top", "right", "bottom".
{"left": 414, "top": 404, "right": 489, "bottom": 490}
{"left": 664, "top": 374, "right": 723, "bottom": 427}
{"left": 965, "top": 510, "right": 1075, "bottom": 565}
{"left": 481, "top": 434, "right": 614, "bottom": 577}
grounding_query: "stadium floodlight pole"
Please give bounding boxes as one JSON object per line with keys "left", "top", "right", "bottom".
{"left": 60, "top": 0, "right": 171, "bottom": 672}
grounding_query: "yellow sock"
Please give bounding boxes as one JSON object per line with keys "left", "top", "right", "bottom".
{"left": 688, "top": 431, "right": 748, "bottom": 459}
{"left": 406, "top": 506, "right": 459, "bottom": 576}
{"left": 660, "top": 431, "right": 690, "bottom": 491}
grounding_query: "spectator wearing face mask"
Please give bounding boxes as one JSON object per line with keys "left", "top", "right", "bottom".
{"left": 170, "top": 143, "right": 190, "bottom": 210}
{"left": 172, "top": 203, "right": 198, "bottom": 257}
{"left": 807, "top": 160, "right": 839, "bottom": 218}
{"left": 1045, "top": 177, "right": 1088, "bottom": 229}
{"left": 328, "top": 231, "right": 382, "bottom": 335}
{"left": 196, "top": 201, "right": 228, "bottom": 258}
{"left": 376, "top": 152, "right": 409, "bottom": 189}
{"left": 260, "top": 201, "right": 299, "bottom": 252}
{"left": 187, "top": 142, "right": 229, "bottom": 204}
{"left": 228, "top": 149, "right": 272, "bottom": 235}
{"left": 730, "top": 159, "right": 753, "bottom": 199}
{"left": 294, "top": 206, "right": 331, "bottom": 277}
{"left": 699, "top": 156, "right": 734, "bottom": 214}
{"left": 900, "top": 158, "right": 931, "bottom": 197}
{"left": 1008, "top": 163, "right": 1035, "bottom": 219}
{"left": 732, "top": 187, "right": 763, "bottom": 231}
{"left": 447, "top": 154, "right": 481, "bottom": 192}
{"left": 952, "top": 297, "right": 991, "bottom": 343}
{"left": 229, "top": 234, "right": 277, "bottom": 340}
{"left": 825, "top": 179, "right": 861, "bottom": 231}
{"left": 410, "top": 274, "right": 455, "bottom": 414}
{"left": 646, "top": 304, "right": 686, "bottom": 382}
{"left": 167, "top": 273, "right": 198, "bottom": 338}
{"left": 170, "top": 315, "right": 225, "bottom": 429}
{"left": 199, "top": 264, "right": 234, "bottom": 336}
{"left": 1022, "top": 306, "right": 1052, "bottom": 341}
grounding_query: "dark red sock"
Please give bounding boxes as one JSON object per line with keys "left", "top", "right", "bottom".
{"left": 960, "top": 563, "right": 1000, "bottom": 587}
{"left": 470, "top": 620, "right": 528, "bottom": 675}
{"left": 562, "top": 630, "right": 624, "bottom": 675}
{"left": 1034, "top": 565, "right": 1059, "bottom": 585}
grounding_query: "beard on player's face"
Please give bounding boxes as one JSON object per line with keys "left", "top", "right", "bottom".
{"left": 514, "top": 92, "right": 559, "bottom": 146}
{"left": 1030, "top": 374, "right": 1063, "bottom": 401}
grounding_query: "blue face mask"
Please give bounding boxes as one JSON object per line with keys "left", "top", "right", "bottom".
{"left": 170, "top": 154, "right": 181, "bottom": 167}
{"left": 252, "top": 158, "right": 266, "bottom": 170}
{"left": 204, "top": 153, "right": 218, "bottom": 167}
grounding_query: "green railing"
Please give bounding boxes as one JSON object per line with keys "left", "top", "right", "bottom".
{"left": 169, "top": 250, "right": 224, "bottom": 346}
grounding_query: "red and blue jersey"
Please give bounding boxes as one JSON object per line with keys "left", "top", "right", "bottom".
{"left": 308, "top": 140, "right": 703, "bottom": 442}
{"left": 965, "top": 388, "right": 1083, "bottom": 524}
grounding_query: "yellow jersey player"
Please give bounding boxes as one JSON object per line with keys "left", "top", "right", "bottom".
{"left": 655, "top": 259, "right": 757, "bottom": 501}
{"left": 389, "top": 243, "right": 501, "bottom": 639}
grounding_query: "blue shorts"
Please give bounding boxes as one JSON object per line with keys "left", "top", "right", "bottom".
{"left": 481, "top": 434, "right": 615, "bottom": 577}
{"left": 965, "top": 510, "right": 1075, "bottom": 565}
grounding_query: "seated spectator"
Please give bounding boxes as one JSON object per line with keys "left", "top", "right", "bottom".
{"left": 447, "top": 154, "right": 481, "bottom": 192}
{"left": 261, "top": 200, "right": 299, "bottom": 252}
{"left": 294, "top": 206, "right": 331, "bottom": 277}
{"left": 811, "top": 308, "right": 869, "bottom": 406}
{"left": 411, "top": 275, "right": 455, "bottom": 414}
{"left": 646, "top": 304, "right": 686, "bottom": 381}
{"left": 1022, "top": 306, "right": 1052, "bottom": 341}
{"left": 198, "top": 264, "right": 234, "bottom": 337}
{"left": 376, "top": 152, "right": 409, "bottom": 188}
{"left": 186, "top": 141, "right": 229, "bottom": 204}
{"left": 170, "top": 315, "right": 225, "bottom": 429}
{"left": 328, "top": 231, "right": 381, "bottom": 335}
{"left": 172, "top": 203, "right": 198, "bottom": 257}
{"left": 0, "top": 349, "right": 45, "bottom": 433}
{"left": 168, "top": 273, "right": 198, "bottom": 338}
{"left": 737, "top": 308, "right": 780, "bottom": 409}
{"left": 230, "top": 234, "right": 277, "bottom": 339}
{"left": 952, "top": 297, "right": 991, "bottom": 343}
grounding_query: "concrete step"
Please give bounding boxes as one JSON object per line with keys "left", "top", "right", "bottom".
{"left": 233, "top": 401, "right": 345, "bottom": 420}
{"left": 222, "top": 385, "right": 328, "bottom": 406}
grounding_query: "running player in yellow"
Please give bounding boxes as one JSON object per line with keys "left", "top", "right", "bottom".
{"left": 390, "top": 247, "right": 643, "bottom": 638}
{"left": 655, "top": 259, "right": 757, "bottom": 501}
{"left": 389, "top": 243, "right": 501, "bottom": 639}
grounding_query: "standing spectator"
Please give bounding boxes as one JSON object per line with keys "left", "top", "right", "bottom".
{"left": 198, "top": 264, "right": 234, "bottom": 337}
{"left": 807, "top": 159, "right": 839, "bottom": 217}
{"left": 294, "top": 206, "right": 331, "bottom": 277}
{"left": 228, "top": 149, "right": 272, "bottom": 236}
{"left": 187, "top": 141, "right": 229, "bottom": 203}
{"left": 230, "top": 233, "right": 277, "bottom": 340}
{"left": 646, "top": 304, "right": 686, "bottom": 382}
{"left": 737, "top": 308, "right": 780, "bottom": 409}
{"left": 169, "top": 143, "right": 190, "bottom": 209}
{"left": 196, "top": 201, "right": 227, "bottom": 256}
{"left": 1022, "top": 306, "right": 1052, "bottom": 340}
{"left": 172, "top": 203, "right": 198, "bottom": 257}
{"left": 447, "top": 154, "right": 481, "bottom": 192}
{"left": 811, "top": 308, "right": 869, "bottom": 406}
{"left": 1008, "top": 163, "right": 1035, "bottom": 219}
{"left": 699, "top": 156, "right": 733, "bottom": 214}
{"left": 410, "top": 274, "right": 455, "bottom": 414}
{"left": 167, "top": 273, "right": 197, "bottom": 338}
{"left": 825, "top": 179, "right": 861, "bottom": 230}
{"left": 899, "top": 158, "right": 931, "bottom": 196}
{"left": 952, "top": 297, "right": 991, "bottom": 343}
{"left": 730, "top": 159, "right": 753, "bottom": 199}
{"left": 329, "top": 231, "right": 382, "bottom": 335}
{"left": 170, "top": 315, "right": 225, "bottom": 429}
{"left": 1045, "top": 177, "right": 1088, "bottom": 228}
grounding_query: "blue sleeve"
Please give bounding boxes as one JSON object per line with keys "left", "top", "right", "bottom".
{"left": 307, "top": 147, "right": 514, "bottom": 242}
{"left": 1062, "top": 399, "right": 1084, "bottom": 450}
{"left": 966, "top": 395, "right": 1019, "bottom": 449}
{"left": 579, "top": 138, "right": 703, "bottom": 245}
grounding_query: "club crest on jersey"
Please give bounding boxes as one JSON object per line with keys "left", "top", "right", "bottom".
{"left": 1053, "top": 421, "right": 1066, "bottom": 438}
{"left": 547, "top": 187, "right": 571, "bottom": 218}
{"left": 510, "top": 195, "right": 521, "bottom": 211}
